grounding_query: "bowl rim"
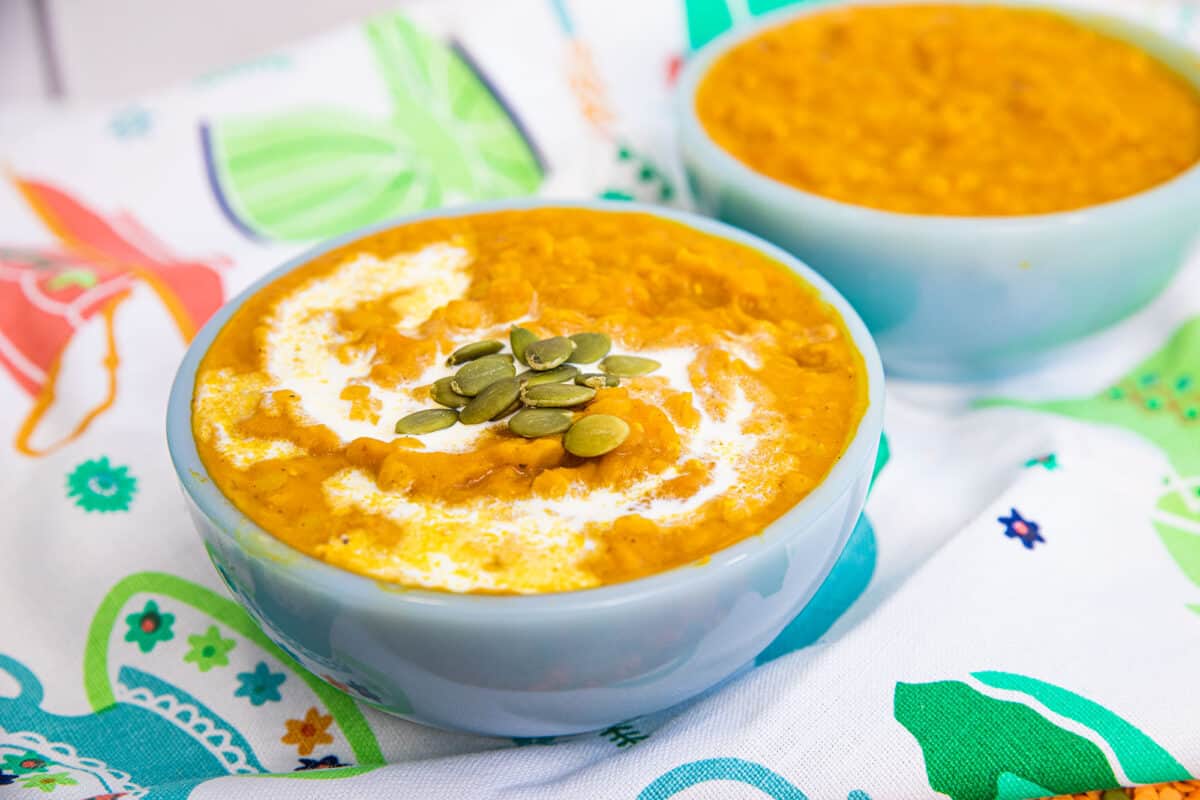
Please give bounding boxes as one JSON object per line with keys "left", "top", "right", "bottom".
{"left": 166, "top": 198, "right": 885, "bottom": 616}
{"left": 675, "top": 0, "right": 1200, "bottom": 230}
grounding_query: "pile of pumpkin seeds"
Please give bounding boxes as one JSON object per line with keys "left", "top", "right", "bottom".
{"left": 393, "top": 327, "right": 660, "bottom": 458}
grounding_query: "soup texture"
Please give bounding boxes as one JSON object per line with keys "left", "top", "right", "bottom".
{"left": 695, "top": 4, "right": 1200, "bottom": 216}
{"left": 193, "top": 209, "right": 866, "bottom": 593}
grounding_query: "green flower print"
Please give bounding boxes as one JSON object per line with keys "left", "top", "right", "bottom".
{"left": 0, "top": 750, "right": 49, "bottom": 774}
{"left": 18, "top": 771, "right": 77, "bottom": 793}
{"left": 184, "top": 625, "right": 236, "bottom": 672}
{"left": 235, "top": 661, "right": 286, "bottom": 706}
{"left": 66, "top": 457, "right": 137, "bottom": 512}
{"left": 123, "top": 600, "right": 175, "bottom": 653}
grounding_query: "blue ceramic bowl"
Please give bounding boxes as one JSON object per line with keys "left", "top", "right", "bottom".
{"left": 677, "top": 1, "right": 1200, "bottom": 380}
{"left": 166, "top": 199, "right": 884, "bottom": 737}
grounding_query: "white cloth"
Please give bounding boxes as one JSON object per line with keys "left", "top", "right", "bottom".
{"left": 2, "top": 1, "right": 1199, "bottom": 798}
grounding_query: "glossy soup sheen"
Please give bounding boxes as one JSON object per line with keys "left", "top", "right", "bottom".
{"left": 192, "top": 209, "right": 866, "bottom": 594}
{"left": 695, "top": 3, "right": 1200, "bottom": 216}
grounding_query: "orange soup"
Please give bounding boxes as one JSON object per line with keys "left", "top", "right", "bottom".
{"left": 192, "top": 209, "right": 866, "bottom": 593}
{"left": 695, "top": 4, "right": 1200, "bottom": 216}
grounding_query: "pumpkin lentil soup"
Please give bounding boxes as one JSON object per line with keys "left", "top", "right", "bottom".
{"left": 695, "top": 4, "right": 1200, "bottom": 216}
{"left": 193, "top": 209, "right": 866, "bottom": 593}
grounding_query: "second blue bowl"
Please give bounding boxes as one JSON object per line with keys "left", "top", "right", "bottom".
{"left": 677, "top": 1, "right": 1200, "bottom": 380}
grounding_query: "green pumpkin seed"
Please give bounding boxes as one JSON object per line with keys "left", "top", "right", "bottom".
{"left": 521, "top": 383, "right": 596, "bottom": 408}
{"left": 518, "top": 364, "right": 579, "bottom": 387}
{"left": 510, "top": 326, "right": 537, "bottom": 365}
{"left": 451, "top": 357, "right": 516, "bottom": 396}
{"left": 508, "top": 408, "right": 573, "bottom": 438}
{"left": 394, "top": 408, "right": 458, "bottom": 435}
{"left": 564, "top": 414, "right": 630, "bottom": 457}
{"left": 575, "top": 373, "right": 619, "bottom": 389}
{"left": 600, "top": 355, "right": 661, "bottom": 377}
{"left": 568, "top": 332, "right": 611, "bottom": 363}
{"left": 460, "top": 377, "right": 522, "bottom": 424}
{"left": 430, "top": 377, "right": 470, "bottom": 408}
{"left": 525, "top": 336, "right": 576, "bottom": 371}
{"left": 446, "top": 339, "right": 503, "bottom": 365}
{"left": 492, "top": 398, "right": 523, "bottom": 420}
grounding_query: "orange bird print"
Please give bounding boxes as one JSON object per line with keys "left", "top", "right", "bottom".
{"left": 0, "top": 175, "right": 226, "bottom": 456}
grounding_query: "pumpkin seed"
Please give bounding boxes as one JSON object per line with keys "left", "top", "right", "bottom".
{"left": 430, "top": 377, "right": 469, "bottom": 408}
{"left": 510, "top": 326, "right": 537, "bottom": 365}
{"left": 568, "top": 332, "right": 611, "bottom": 363}
{"left": 575, "top": 373, "right": 619, "bottom": 389}
{"left": 451, "top": 356, "right": 516, "bottom": 396}
{"left": 521, "top": 383, "right": 596, "bottom": 408}
{"left": 508, "top": 408, "right": 573, "bottom": 438}
{"left": 493, "top": 398, "right": 523, "bottom": 420}
{"left": 525, "top": 336, "right": 576, "bottom": 371}
{"left": 446, "top": 339, "right": 503, "bottom": 365}
{"left": 394, "top": 408, "right": 458, "bottom": 435}
{"left": 460, "top": 377, "right": 522, "bottom": 424}
{"left": 519, "top": 364, "right": 579, "bottom": 387}
{"left": 600, "top": 355, "right": 661, "bottom": 377}
{"left": 564, "top": 414, "right": 629, "bottom": 457}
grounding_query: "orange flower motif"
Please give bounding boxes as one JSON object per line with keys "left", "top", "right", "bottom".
{"left": 281, "top": 707, "right": 334, "bottom": 756}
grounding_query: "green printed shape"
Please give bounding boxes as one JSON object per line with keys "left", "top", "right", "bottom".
{"left": 47, "top": 268, "right": 98, "bottom": 291}
{"left": 85, "top": 572, "right": 383, "bottom": 766}
{"left": 995, "top": 773, "right": 1053, "bottom": 800}
{"left": 894, "top": 680, "right": 1118, "bottom": 800}
{"left": 748, "top": 0, "right": 808, "bottom": 15}
{"left": 973, "top": 671, "right": 1189, "bottom": 784}
{"left": 981, "top": 317, "right": 1200, "bottom": 588}
{"left": 247, "top": 765, "right": 385, "bottom": 782}
{"left": 684, "top": 0, "right": 817, "bottom": 50}
{"left": 599, "top": 141, "right": 678, "bottom": 205}
{"left": 66, "top": 456, "right": 137, "bottom": 513}
{"left": 205, "top": 12, "right": 541, "bottom": 241}
{"left": 684, "top": 0, "right": 735, "bottom": 50}
{"left": 1154, "top": 476, "right": 1200, "bottom": 588}
{"left": 980, "top": 317, "right": 1200, "bottom": 476}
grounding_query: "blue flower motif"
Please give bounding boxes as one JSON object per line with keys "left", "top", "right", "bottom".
{"left": 234, "top": 661, "right": 286, "bottom": 706}
{"left": 997, "top": 508, "right": 1044, "bottom": 550}
{"left": 0, "top": 771, "right": 16, "bottom": 786}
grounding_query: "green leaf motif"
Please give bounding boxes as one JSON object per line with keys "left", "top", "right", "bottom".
{"left": 973, "top": 672, "right": 1188, "bottom": 785}
{"left": 895, "top": 674, "right": 1188, "bottom": 800}
{"left": 203, "top": 13, "right": 542, "bottom": 242}
{"left": 896, "top": 680, "right": 1117, "bottom": 800}
{"left": 981, "top": 317, "right": 1200, "bottom": 477}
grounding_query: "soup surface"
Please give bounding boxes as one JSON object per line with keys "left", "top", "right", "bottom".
{"left": 695, "top": 4, "right": 1200, "bottom": 216}
{"left": 193, "top": 209, "right": 866, "bottom": 593}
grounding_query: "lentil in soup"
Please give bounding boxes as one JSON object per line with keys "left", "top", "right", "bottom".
{"left": 695, "top": 4, "right": 1200, "bottom": 216}
{"left": 192, "top": 209, "right": 867, "bottom": 593}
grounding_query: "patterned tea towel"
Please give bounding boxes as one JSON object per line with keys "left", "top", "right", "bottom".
{"left": 2, "top": 1, "right": 1199, "bottom": 798}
